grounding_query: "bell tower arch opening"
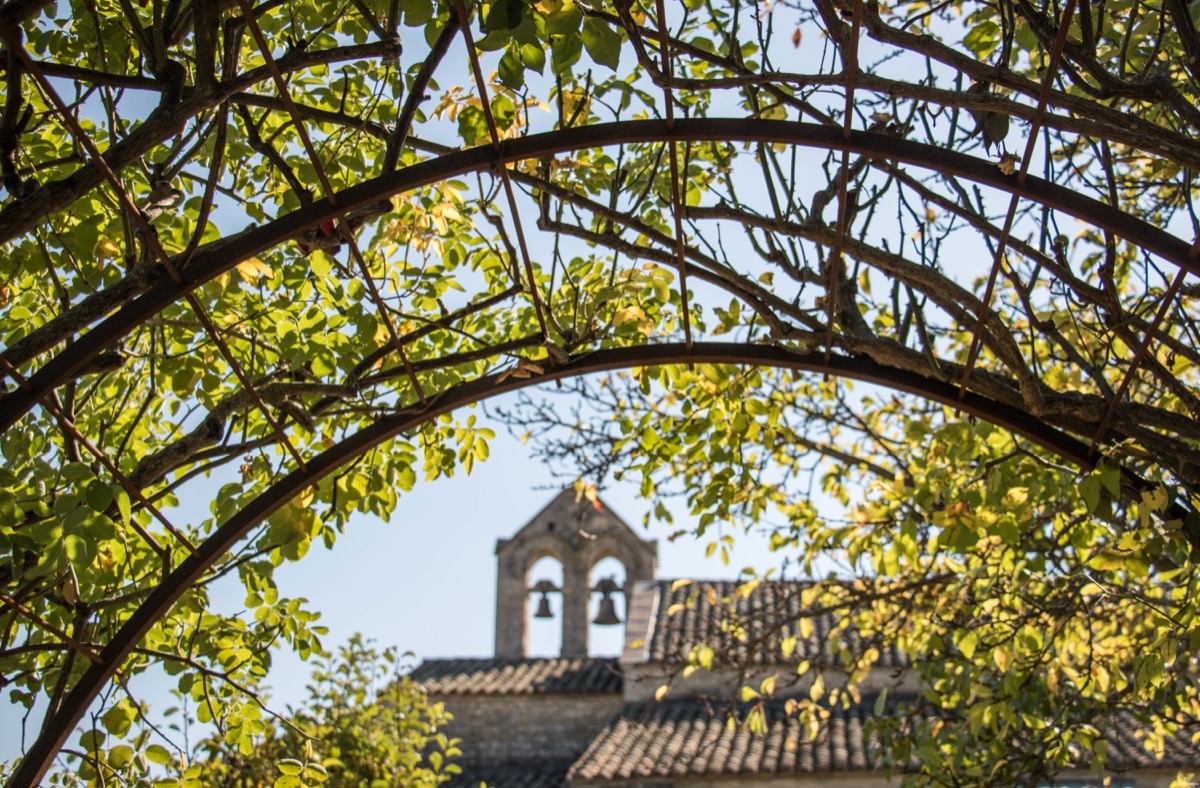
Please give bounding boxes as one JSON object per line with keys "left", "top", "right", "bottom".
{"left": 526, "top": 555, "right": 564, "bottom": 658}
{"left": 588, "top": 555, "right": 627, "bottom": 657}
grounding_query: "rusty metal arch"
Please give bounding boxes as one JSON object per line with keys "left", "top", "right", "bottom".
{"left": 3, "top": 0, "right": 1200, "bottom": 780}
{"left": 2, "top": 118, "right": 1197, "bottom": 434}
{"left": 6, "top": 118, "right": 1199, "bottom": 782}
{"left": 9, "top": 340, "right": 1116, "bottom": 784}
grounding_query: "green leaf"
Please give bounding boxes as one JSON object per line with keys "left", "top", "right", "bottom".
{"left": 101, "top": 703, "right": 134, "bottom": 736}
{"left": 399, "top": 0, "right": 434, "bottom": 26}
{"left": 1079, "top": 476, "right": 1101, "bottom": 513}
{"left": 957, "top": 630, "right": 978, "bottom": 659}
{"left": 497, "top": 49, "right": 526, "bottom": 90}
{"left": 64, "top": 533, "right": 97, "bottom": 564}
{"left": 581, "top": 16, "right": 621, "bottom": 70}
{"left": 112, "top": 485, "right": 131, "bottom": 524}
{"left": 520, "top": 42, "right": 546, "bottom": 74}
{"left": 545, "top": 4, "right": 583, "bottom": 35}
{"left": 85, "top": 479, "right": 113, "bottom": 512}
{"left": 551, "top": 31, "right": 582, "bottom": 75}
{"left": 145, "top": 744, "right": 173, "bottom": 765}
{"left": 310, "top": 249, "right": 335, "bottom": 277}
{"left": 0, "top": 489, "right": 15, "bottom": 522}
{"left": 457, "top": 105, "right": 489, "bottom": 146}
{"left": 484, "top": 0, "right": 525, "bottom": 31}
{"left": 278, "top": 759, "right": 304, "bottom": 776}
{"left": 61, "top": 462, "right": 93, "bottom": 482}
{"left": 108, "top": 745, "right": 135, "bottom": 768}
{"left": 491, "top": 94, "right": 516, "bottom": 130}
{"left": 79, "top": 729, "right": 106, "bottom": 751}
{"left": 1098, "top": 462, "right": 1121, "bottom": 496}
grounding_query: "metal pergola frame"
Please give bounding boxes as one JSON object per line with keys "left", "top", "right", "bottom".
{"left": 4, "top": 119, "right": 1196, "bottom": 434}
{"left": 2, "top": 0, "right": 1198, "bottom": 781}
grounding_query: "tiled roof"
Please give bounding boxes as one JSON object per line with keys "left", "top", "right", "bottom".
{"left": 646, "top": 580, "right": 910, "bottom": 669}
{"left": 410, "top": 657, "right": 621, "bottom": 695}
{"left": 566, "top": 700, "right": 1200, "bottom": 782}
{"left": 448, "top": 764, "right": 569, "bottom": 788}
{"left": 1105, "top": 711, "right": 1200, "bottom": 770}
{"left": 567, "top": 700, "right": 885, "bottom": 781}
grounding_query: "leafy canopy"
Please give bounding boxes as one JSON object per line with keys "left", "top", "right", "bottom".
{"left": 193, "top": 635, "right": 459, "bottom": 788}
{"left": 0, "top": 0, "right": 1197, "bottom": 783}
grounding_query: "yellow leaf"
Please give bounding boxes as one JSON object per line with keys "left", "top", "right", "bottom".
{"left": 432, "top": 202, "right": 463, "bottom": 223}
{"left": 1005, "top": 487, "right": 1029, "bottom": 506}
{"left": 993, "top": 644, "right": 1012, "bottom": 673}
{"left": 809, "top": 674, "right": 825, "bottom": 702}
{"left": 736, "top": 579, "right": 761, "bottom": 599}
{"left": 95, "top": 238, "right": 121, "bottom": 259}
{"left": 760, "top": 102, "right": 787, "bottom": 121}
{"left": 236, "top": 257, "right": 274, "bottom": 283}
{"left": 1141, "top": 486, "right": 1169, "bottom": 512}
{"left": 613, "top": 305, "right": 648, "bottom": 327}
{"left": 858, "top": 269, "right": 871, "bottom": 296}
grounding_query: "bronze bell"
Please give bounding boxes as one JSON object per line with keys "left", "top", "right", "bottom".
{"left": 530, "top": 579, "right": 558, "bottom": 619}
{"left": 592, "top": 576, "right": 623, "bottom": 626}
{"left": 592, "top": 594, "right": 621, "bottom": 626}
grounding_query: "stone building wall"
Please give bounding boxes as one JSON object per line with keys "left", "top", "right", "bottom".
{"left": 437, "top": 693, "right": 625, "bottom": 767}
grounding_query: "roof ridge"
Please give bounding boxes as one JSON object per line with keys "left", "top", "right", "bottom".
{"left": 410, "top": 655, "right": 624, "bottom": 696}
{"left": 416, "top": 655, "right": 619, "bottom": 663}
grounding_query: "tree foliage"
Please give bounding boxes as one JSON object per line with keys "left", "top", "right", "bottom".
{"left": 193, "top": 635, "right": 459, "bottom": 788}
{"left": 0, "top": 0, "right": 1197, "bottom": 782}
{"left": 506, "top": 366, "right": 1200, "bottom": 784}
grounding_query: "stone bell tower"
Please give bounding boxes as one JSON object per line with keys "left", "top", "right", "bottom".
{"left": 494, "top": 489, "right": 657, "bottom": 658}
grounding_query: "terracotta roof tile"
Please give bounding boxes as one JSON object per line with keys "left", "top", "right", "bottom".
{"left": 1105, "top": 711, "right": 1200, "bottom": 770}
{"left": 566, "top": 700, "right": 888, "bottom": 781}
{"left": 647, "top": 580, "right": 910, "bottom": 669}
{"left": 411, "top": 657, "right": 621, "bottom": 695}
{"left": 566, "top": 700, "right": 1200, "bottom": 782}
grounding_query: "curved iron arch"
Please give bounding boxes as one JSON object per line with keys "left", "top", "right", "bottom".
{"left": 2, "top": 117, "right": 1196, "bottom": 433}
{"left": 9, "top": 339, "right": 1116, "bottom": 784}
{"left": 3, "top": 0, "right": 1200, "bottom": 777}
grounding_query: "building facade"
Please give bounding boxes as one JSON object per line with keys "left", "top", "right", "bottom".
{"left": 409, "top": 491, "right": 1199, "bottom": 787}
